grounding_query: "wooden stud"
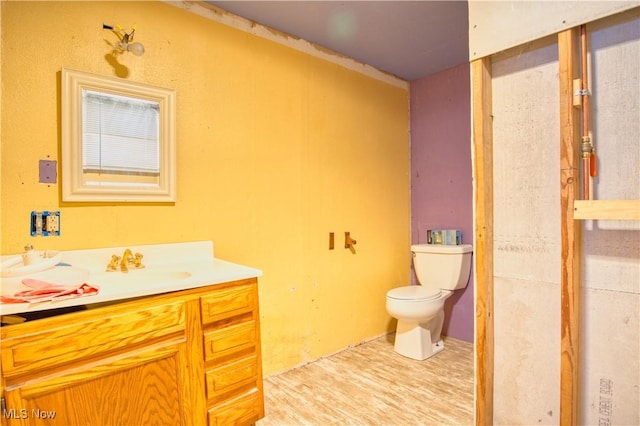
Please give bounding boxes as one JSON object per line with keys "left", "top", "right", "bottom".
{"left": 558, "top": 27, "right": 582, "bottom": 426}
{"left": 573, "top": 199, "right": 640, "bottom": 220}
{"left": 472, "top": 57, "right": 494, "bottom": 426}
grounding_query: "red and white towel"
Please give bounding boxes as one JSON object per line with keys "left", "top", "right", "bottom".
{"left": 1, "top": 279, "right": 99, "bottom": 304}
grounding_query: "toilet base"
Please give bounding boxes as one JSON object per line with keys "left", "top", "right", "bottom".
{"left": 393, "top": 320, "right": 445, "bottom": 360}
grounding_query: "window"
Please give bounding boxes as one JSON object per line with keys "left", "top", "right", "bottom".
{"left": 82, "top": 91, "right": 160, "bottom": 178}
{"left": 61, "top": 68, "right": 176, "bottom": 202}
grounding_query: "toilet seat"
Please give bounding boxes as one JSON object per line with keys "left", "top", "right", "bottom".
{"left": 387, "top": 286, "right": 441, "bottom": 301}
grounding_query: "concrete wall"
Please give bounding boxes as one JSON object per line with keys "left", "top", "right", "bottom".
{"left": 491, "top": 9, "right": 639, "bottom": 425}
{"left": 410, "top": 63, "right": 474, "bottom": 342}
{"left": 0, "top": 1, "right": 410, "bottom": 377}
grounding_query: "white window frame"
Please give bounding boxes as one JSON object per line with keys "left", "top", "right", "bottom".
{"left": 62, "top": 68, "right": 176, "bottom": 202}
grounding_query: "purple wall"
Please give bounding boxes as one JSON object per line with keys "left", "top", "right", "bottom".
{"left": 410, "top": 63, "right": 473, "bottom": 343}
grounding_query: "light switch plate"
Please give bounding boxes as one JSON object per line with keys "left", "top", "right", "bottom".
{"left": 39, "top": 160, "right": 57, "bottom": 184}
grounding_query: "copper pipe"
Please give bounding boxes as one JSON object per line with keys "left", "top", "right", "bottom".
{"left": 581, "top": 25, "right": 589, "bottom": 138}
{"left": 580, "top": 25, "right": 594, "bottom": 199}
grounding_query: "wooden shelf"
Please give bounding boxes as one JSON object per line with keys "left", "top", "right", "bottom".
{"left": 573, "top": 199, "right": 640, "bottom": 220}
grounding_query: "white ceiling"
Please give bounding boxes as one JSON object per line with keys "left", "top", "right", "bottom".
{"left": 204, "top": 1, "right": 470, "bottom": 81}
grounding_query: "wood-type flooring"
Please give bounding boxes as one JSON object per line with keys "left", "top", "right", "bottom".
{"left": 257, "top": 334, "right": 473, "bottom": 426}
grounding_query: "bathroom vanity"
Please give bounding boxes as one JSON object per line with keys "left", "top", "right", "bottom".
{"left": 0, "top": 241, "right": 264, "bottom": 425}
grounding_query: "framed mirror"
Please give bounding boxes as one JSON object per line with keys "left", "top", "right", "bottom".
{"left": 61, "top": 68, "right": 176, "bottom": 202}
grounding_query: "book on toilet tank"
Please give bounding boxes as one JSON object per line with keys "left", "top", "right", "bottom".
{"left": 427, "top": 229, "right": 443, "bottom": 244}
{"left": 426, "top": 229, "right": 461, "bottom": 245}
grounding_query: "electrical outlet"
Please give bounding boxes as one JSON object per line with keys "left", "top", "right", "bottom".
{"left": 31, "top": 211, "right": 60, "bottom": 236}
{"left": 44, "top": 212, "right": 60, "bottom": 235}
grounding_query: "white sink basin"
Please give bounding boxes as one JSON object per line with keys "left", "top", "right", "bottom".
{"left": 1, "top": 251, "right": 64, "bottom": 277}
{"left": 1, "top": 265, "right": 90, "bottom": 288}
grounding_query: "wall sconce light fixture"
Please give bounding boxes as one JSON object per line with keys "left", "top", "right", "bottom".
{"left": 103, "top": 24, "right": 145, "bottom": 56}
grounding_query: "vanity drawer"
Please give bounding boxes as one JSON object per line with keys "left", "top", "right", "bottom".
{"left": 1, "top": 299, "right": 186, "bottom": 376}
{"left": 207, "top": 388, "right": 261, "bottom": 426}
{"left": 205, "top": 355, "right": 257, "bottom": 400}
{"left": 203, "top": 320, "right": 256, "bottom": 362}
{"left": 200, "top": 282, "right": 255, "bottom": 325}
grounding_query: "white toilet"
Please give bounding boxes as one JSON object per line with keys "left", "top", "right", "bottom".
{"left": 386, "top": 243, "right": 472, "bottom": 360}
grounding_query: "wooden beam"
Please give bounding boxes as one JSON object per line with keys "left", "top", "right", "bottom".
{"left": 574, "top": 199, "right": 640, "bottom": 220}
{"left": 472, "top": 57, "right": 494, "bottom": 426}
{"left": 558, "top": 27, "right": 582, "bottom": 426}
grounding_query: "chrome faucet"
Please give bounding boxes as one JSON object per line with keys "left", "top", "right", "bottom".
{"left": 106, "top": 249, "right": 144, "bottom": 272}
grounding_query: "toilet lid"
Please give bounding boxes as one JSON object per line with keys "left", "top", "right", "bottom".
{"left": 387, "top": 286, "right": 441, "bottom": 301}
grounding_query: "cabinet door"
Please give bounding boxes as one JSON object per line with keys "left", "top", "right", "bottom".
{"left": 203, "top": 320, "right": 257, "bottom": 362}
{"left": 207, "top": 388, "right": 261, "bottom": 426}
{"left": 1, "top": 299, "right": 186, "bottom": 377}
{"left": 2, "top": 339, "right": 197, "bottom": 426}
{"left": 200, "top": 282, "right": 256, "bottom": 325}
{"left": 205, "top": 355, "right": 258, "bottom": 401}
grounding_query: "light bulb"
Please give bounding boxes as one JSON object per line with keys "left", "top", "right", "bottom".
{"left": 127, "top": 42, "right": 145, "bottom": 56}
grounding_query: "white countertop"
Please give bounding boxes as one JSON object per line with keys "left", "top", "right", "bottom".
{"left": 0, "top": 241, "right": 262, "bottom": 317}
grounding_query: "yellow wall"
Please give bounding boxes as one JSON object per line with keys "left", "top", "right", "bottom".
{"left": 0, "top": 1, "right": 410, "bottom": 375}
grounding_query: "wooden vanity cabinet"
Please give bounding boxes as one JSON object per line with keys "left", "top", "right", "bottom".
{"left": 200, "top": 282, "right": 263, "bottom": 425}
{"left": 0, "top": 277, "right": 263, "bottom": 426}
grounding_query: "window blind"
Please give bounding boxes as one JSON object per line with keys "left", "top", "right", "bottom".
{"left": 82, "top": 90, "right": 160, "bottom": 176}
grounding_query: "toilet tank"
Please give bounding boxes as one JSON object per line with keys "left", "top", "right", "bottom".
{"left": 411, "top": 244, "right": 473, "bottom": 290}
